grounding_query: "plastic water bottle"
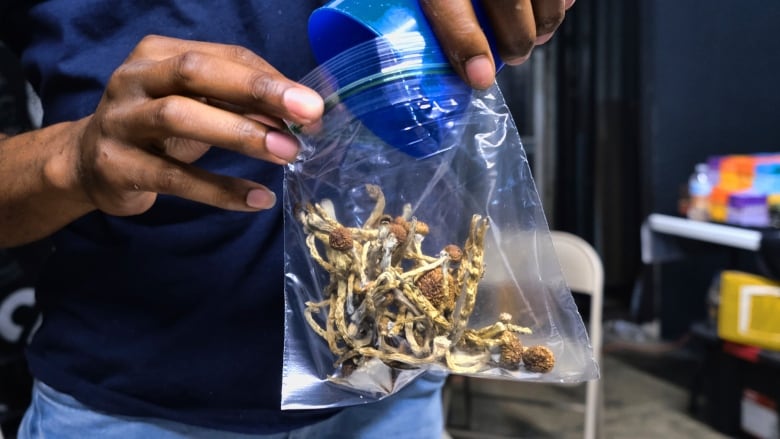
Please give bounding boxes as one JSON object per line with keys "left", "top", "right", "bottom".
{"left": 687, "top": 163, "right": 712, "bottom": 221}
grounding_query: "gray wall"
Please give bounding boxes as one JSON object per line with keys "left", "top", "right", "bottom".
{"left": 640, "top": 1, "right": 780, "bottom": 215}
{"left": 639, "top": 0, "right": 780, "bottom": 337}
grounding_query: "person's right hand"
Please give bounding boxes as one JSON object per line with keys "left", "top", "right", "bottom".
{"left": 420, "top": 0, "right": 576, "bottom": 89}
{"left": 73, "top": 34, "right": 324, "bottom": 217}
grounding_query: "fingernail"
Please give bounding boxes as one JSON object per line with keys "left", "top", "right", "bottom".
{"left": 266, "top": 130, "right": 300, "bottom": 162}
{"left": 283, "top": 88, "right": 324, "bottom": 123}
{"left": 536, "top": 33, "right": 554, "bottom": 45}
{"left": 246, "top": 188, "right": 276, "bottom": 209}
{"left": 505, "top": 53, "right": 530, "bottom": 66}
{"left": 465, "top": 55, "right": 495, "bottom": 89}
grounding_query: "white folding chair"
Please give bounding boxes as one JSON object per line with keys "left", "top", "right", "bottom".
{"left": 442, "top": 231, "right": 605, "bottom": 438}
{"left": 550, "top": 230, "right": 604, "bottom": 439}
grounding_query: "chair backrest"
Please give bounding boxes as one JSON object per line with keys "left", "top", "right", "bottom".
{"left": 550, "top": 231, "right": 604, "bottom": 298}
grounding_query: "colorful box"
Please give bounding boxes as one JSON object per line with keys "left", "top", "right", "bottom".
{"left": 717, "top": 270, "right": 780, "bottom": 351}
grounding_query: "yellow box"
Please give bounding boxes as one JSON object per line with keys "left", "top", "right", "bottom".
{"left": 717, "top": 270, "right": 780, "bottom": 351}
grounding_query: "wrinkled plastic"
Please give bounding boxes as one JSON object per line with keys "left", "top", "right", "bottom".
{"left": 282, "top": 34, "right": 598, "bottom": 410}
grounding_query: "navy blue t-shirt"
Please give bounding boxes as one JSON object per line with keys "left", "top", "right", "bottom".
{"left": 0, "top": 0, "right": 336, "bottom": 433}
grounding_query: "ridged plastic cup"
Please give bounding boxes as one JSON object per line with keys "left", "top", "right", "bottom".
{"left": 307, "top": 0, "right": 503, "bottom": 157}
{"left": 309, "top": 0, "right": 503, "bottom": 68}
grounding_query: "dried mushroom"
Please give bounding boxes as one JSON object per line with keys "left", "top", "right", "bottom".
{"left": 298, "top": 184, "right": 555, "bottom": 379}
{"left": 522, "top": 345, "right": 556, "bottom": 373}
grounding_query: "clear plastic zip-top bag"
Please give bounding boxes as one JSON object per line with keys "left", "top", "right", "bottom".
{"left": 281, "top": 33, "right": 598, "bottom": 409}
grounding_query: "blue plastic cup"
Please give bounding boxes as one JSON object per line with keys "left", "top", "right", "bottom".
{"left": 309, "top": 0, "right": 503, "bottom": 69}
{"left": 306, "top": 0, "right": 503, "bottom": 157}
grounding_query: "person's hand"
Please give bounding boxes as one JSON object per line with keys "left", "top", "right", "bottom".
{"left": 420, "top": 0, "right": 576, "bottom": 89}
{"left": 73, "top": 35, "right": 324, "bottom": 217}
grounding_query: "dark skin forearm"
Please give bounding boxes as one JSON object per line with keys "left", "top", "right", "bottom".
{"left": 0, "top": 120, "right": 95, "bottom": 247}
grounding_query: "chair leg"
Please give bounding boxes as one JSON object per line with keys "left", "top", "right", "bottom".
{"left": 597, "top": 378, "right": 605, "bottom": 438}
{"left": 584, "top": 378, "right": 600, "bottom": 439}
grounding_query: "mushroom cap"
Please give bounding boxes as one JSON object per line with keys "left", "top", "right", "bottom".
{"left": 328, "top": 227, "right": 353, "bottom": 251}
{"left": 498, "top": 331, "right": 523, "bottom": 370}
{"left": 394, "top": 216, "right": 409, "bottom": 227}
{"left": 395, "top": 216, "right": 429, "bottom": 236}
{"left": 444, "top": 244, "right": 463, "bottom": 262}
{"left": 388, "top": 223, "right": 408, "bottom": 243}
{"left": 523, "top": 345, "right": 555, "bottom": 373}
{"left": 414, "top": 221, "right": 430, "bottom": 236}
{"left": 415, "top": 267, "right": 455, "bottom": 310}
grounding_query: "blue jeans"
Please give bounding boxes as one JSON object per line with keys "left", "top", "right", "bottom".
{"left": 18, "top": 374, "right": 446, "bottom": 438}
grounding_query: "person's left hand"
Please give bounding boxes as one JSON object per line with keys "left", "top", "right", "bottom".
{"left": 420, "top": 0, "right": 576, "bottom": 89}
